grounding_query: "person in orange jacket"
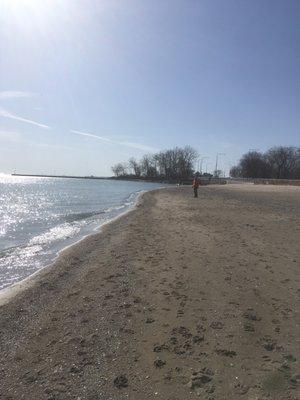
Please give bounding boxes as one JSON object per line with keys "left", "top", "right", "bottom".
{"left": 192, "top": 174, "right": 200, "bottom": 198}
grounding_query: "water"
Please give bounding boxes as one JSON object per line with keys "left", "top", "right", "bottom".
{"left": 0, "top": 174, "right": 166, "bottom": 290}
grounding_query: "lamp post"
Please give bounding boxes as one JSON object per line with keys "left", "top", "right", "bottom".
{"left": 197, "top": 155, "right": 201, "bottom": 172}
{"left": 214, "top": 153, "right": 226, "bottom": 177}
{"left": 200, "top": 156, "right": 209, "bottom": 174}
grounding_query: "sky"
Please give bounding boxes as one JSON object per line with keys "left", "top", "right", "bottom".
{"left": 0, "top": 0, "right": 299, "bottom": 176}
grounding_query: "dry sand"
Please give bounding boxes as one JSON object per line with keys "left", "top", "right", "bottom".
{"left": 0, "top": 184, "right": 299, "bottom": 400}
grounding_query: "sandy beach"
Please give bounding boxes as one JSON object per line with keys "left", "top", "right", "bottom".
{"left": 0, "top": 184, "right": 299, "bottom": 400}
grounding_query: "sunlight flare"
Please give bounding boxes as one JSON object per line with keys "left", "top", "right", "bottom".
{"left": 0, "top": 0, "right": 66, "bottom": 25}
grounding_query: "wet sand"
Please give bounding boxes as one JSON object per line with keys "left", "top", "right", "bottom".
{"left": 0, "top": 184, "right": 299, "bottom": 400}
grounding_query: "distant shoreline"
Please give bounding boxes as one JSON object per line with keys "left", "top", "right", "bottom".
{"left": 11, "top": 173, "right": 109, "bottom": 180}
{"left": 13, "top": 173, "right": 299, "bottom": 186}
{"left": 11, "top": 173, "right": 176, "bottom": 183}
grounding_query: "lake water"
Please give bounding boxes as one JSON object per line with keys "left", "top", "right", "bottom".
{"left": 0, "top": 174, "right": 166, "bottom": 290}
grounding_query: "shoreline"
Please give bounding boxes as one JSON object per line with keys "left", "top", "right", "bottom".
{"left": 0, "top": 185, "right": 299, "bottom": 400}
{"left": 0, "top": 188, "right": 158, "bottom": 306}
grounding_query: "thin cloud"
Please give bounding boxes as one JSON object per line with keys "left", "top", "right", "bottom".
{"left": 70, "top": 129, "right": 158, "bottom": 152}
{"left": 0, "top": 91, "right": 35, "bottom": 100}
{"left": 0, "top": 107, "right": 51, "bottom": 130}
{"left": 71, "top": 130, "right": 112, "bottom": 143}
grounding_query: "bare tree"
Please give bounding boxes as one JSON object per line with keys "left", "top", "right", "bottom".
{"left": 291, "top": 148, "right": 300, "bottom": 179}
{"left": 266, "top": 146, "right": 299, "bottom": 179}
{"left": 180, "top": 146, "right": 198, "bottom": 179}
{"left": 154, "top": 146, "right": 198, "bottom": 180}
{"left": 229, "top": 146, "right": 300, "bottom": 179}
{"left": 128, "top": 158, "right": 141, "bottom": 177}
{"left": 230, "top": 165, "right": 242, "bottom": 178}
{"left": 140, "top": 155, "right": 157, "bottom": 177}
{"left": 238, "top": 151, "right": 270, "bottom": 178}
{"left": 111, "top": 163, "right": 127, "bottom": 177}
{"left": 111, "top": 146, "right": 198, "bottom": 180}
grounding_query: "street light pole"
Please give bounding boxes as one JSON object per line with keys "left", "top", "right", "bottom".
{"left": 214, "top": 153, "right": 226, "bottom": 176}
{"left": 197, "top": 155, "right": 201, "bottom": 172}
{"left": 200, "top": 156, "right": 209, "bottom": 174}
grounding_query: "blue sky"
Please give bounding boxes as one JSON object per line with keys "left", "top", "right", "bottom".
{"left": 0, "top": 0, "right": 299, "bottom": 176}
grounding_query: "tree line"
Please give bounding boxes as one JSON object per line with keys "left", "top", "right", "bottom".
{"left": 111, "top": 146, "right": 198, "bottom": 181}
{"left": 230, "top": 146, "right": 300, "bottom": 179}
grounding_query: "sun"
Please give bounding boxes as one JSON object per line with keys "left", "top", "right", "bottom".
{"left": 0, "top": 0, "right": 60, "bottom": 16}
{"left": 0, "top": 0, "right": 65, "bottom": 30}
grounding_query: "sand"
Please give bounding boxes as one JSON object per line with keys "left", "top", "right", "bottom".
{"left": 0, "top": 184, "right": 299, "bottom": 400}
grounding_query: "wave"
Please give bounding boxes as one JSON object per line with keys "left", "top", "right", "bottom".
{"left": 1, "top": 192, "right": 141, "bottom": 256}
{"left": 29, "top": 223, "right": 81, "bottom": 246}
{"left": 61, "top": 192, "right": 139, "bottom": 224}
{"left": 0, "top": 186, "right": 153, "bottom": 290}
{"left": 63, "top": 210, "right": 105, "bottom": 223}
